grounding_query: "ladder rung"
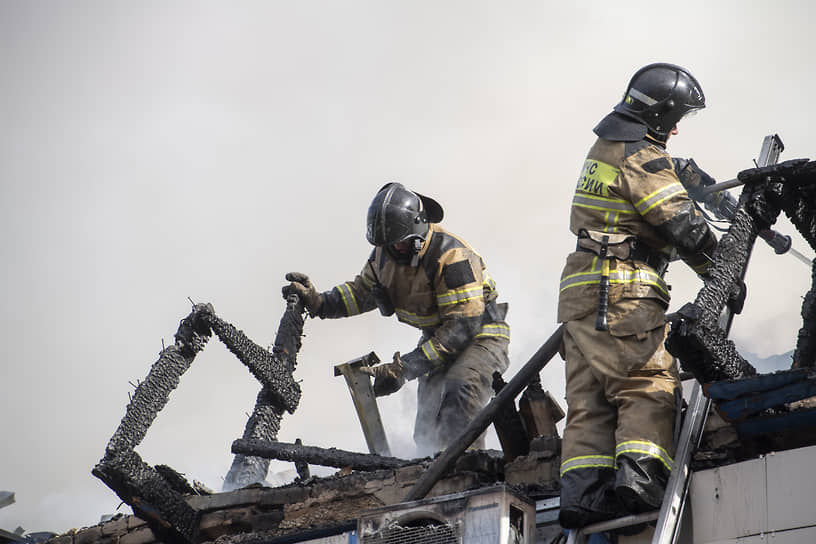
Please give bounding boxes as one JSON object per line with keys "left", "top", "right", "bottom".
{"left": 580, "top": 510, "right": 659, "bottom": 535}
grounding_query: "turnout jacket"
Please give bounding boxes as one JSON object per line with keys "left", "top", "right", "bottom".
{"left": 557, "top": 136, "right": 717, "bottom": 335}
{"left": 318, "top": 224, "right": 509, "bottom": 369}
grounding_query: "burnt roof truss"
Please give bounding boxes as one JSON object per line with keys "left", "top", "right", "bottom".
{"left": 667, "top": 158, "right": 816, "bottom": 383}
{"left": 92, "top": 297, "right": 306, "bottom": 544}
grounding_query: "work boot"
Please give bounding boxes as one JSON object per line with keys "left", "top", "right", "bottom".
{"left": 614, "top": 455, "right": 668, "bottom": 514}
{"left": 559, "top": 467, "right": 627, "bottom": 529}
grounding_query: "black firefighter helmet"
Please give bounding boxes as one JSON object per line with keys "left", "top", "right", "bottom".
{"left": 365, "top": 182, "right": 444, "bottom": 249}
{"left": 595, "top": 63, "right": 705, "bottom": 142}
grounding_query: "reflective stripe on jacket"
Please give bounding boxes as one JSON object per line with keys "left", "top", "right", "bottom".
{"left": 323, "top": 224, "right": 508, "bottom": 364}
{"left": 557, "top": 137, "right": 717, "bottom": 330}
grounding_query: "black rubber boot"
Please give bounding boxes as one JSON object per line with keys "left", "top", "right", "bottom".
{"left": 559, "top": 467, "right": 627, "bottom": 529}
{"left": 614, "top": 455, "right": 669, "bottom": 514}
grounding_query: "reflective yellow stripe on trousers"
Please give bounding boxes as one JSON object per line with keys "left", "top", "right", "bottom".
{"left": 561, "top": 454, "right": 616, "bottom": 476}
{"left": 616, "top": 440, "right": 674, "bottom": 472}
{"left": 476, "top": 322, "right": 510, "bottom": 340}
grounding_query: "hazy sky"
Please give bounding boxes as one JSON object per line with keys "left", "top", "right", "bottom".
{"left": 1, "top": 0, "right": 814, "bottom": 535}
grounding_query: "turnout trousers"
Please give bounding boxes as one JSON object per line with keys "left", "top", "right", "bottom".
{"left": 414, "top": 329, "right": 510, "bottom": 457}
{"left": 559, "top": 307, "right": 680, "bottom": 526}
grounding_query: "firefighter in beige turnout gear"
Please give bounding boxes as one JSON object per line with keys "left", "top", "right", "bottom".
{"left": 557, "top": 63, "right": 718, "bottom": 529}
{"left": 283, "top": 183, "right": 510, "bottom": 456}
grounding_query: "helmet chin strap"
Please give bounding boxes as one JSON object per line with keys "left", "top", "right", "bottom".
{"left": 385, "top": 236, "right": 425, "bottom": 267}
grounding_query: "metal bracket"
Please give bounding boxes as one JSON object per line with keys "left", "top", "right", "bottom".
{"left": 334, "top": 352, "right": 391, "bottom": 457}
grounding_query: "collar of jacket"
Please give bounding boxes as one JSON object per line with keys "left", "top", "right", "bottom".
{"left": 644, "top": 134, "right": 667, "bottom": 149}
{"left": 413, "top": 223, "right": 439, "bottom": 265}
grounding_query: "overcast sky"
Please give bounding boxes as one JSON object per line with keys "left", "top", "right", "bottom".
{"left": 1, "top": 0, "right": 814, "bottom": 535}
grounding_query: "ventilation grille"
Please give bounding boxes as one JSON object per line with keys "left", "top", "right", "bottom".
{"left": 362, "top": 521, "right": 461, "bottom": 544}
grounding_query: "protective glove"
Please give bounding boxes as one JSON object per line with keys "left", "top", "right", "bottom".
{"left": 744, "top": 186, "right": 781, "bottom": 231}
{"left": 673, "top": 157, "right": 715, "bottom": 201}
{"left": 281, "top": 272, "right": 322, "bottom": 316}
{"left": 360, "top": 352, "right": 407, "bottom": 397}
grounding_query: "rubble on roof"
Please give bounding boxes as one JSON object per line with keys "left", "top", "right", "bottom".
{"left": 68, "top": 148, "right": 816, "bottom": 544}
{"left": 50, "top": 449, "right": 519, "bottom": 544}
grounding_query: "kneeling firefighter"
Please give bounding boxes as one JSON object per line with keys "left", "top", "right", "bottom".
{"left": 556, "top": 63, "right": 720, "bottom": 529}
{"left": 283, "top": 182, "right": 510, "bottom": 456}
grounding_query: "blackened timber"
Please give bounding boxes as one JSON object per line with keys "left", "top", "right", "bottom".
{"left": 781, "top": 161, "right": 816, "bottom": 368}
{"left": 294, "top": 438, "right": 311, "bottom": 480}
{"left": 794, "top": 260, "right": 816, "bottom": 368}
{"left": 490, "top": 372, "right": 529, "bottom": 462}
{"left": 104, "top": 304, "right": 214, "bottom": 454}
{"left": 231, "top": 439, "right": 419, "bottom": 471}
{"left": 222, "top": 295, "right": 306, "bottom": 490}
{"left": 210, "top": 312, "right": 302, "bottom": 413}
{"left": 93, "top": 301, "right": 306, "bottom": 544}
{"left": 93, "top": 304, "right": 214, "bottom": 544}
{"left": 674, "top": 203, "right": 759, "bottom": 383}
{"left": 223, "top": 388, "right": 285, "bottom": 491}
{"left": 668, "top": 158, "right": 816, "bottom": 381}
{"left": 93, "top": 450, "right": 200, "bottom": 544}
{"left": 272, "top": 294, "right": 307, "bottom": 373}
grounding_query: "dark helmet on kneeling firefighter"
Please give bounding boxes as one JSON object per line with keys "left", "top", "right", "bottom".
{"left": 366, "top": 182, "right": 444, "bottom": 263}
{"left": 595, "top": 63, "right": 705, "bottom": 144}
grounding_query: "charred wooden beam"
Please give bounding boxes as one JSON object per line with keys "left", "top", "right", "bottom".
{"left": 231, "top": 439, "right": 418, "bottom": 471}
{"left": 222, "top": 294, "right": 305, "bottom": 491}
{"left": 667, "top": 201, "right": 759, "bottom": 383}
{"left": 223, "top": 387, "right": 285, "bottom": 491}
{"left": 294, "top": 438, "right": 311, "bottom": 480}
{"left": 781, "top": 161, "right": 816, "bottom": 368}
{"left": 668, "top": 159, "right": 816, "bottom": 382}
{"left": 93, "top": 450, "right": 200, "bottom": 544}
{"left": 93, "top": 304, "right": 213, "bottom": 543}
{"left": 104, "top": 304, "right": 214, "bottom": 454}
{"left": 794, "top": 260, "right": 816, "bottom": 368}
{"left": 94, "top": 300, "right": 306, "bottom": 543}
{"left": 490, "top": 372, "right": 529, "bottom": 462}
{"left": 210, "top": 309, "right": 301, "bottom": 414}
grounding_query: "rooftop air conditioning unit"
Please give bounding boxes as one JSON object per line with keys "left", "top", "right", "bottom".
{"left": 356, "top": 484, "right": 535, "bottom": 544}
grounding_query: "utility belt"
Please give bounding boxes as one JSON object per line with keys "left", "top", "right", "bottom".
{"left": 576, "top": 231, "right": 669, "bottom": 277}
{"left": 576, "top": 230, "right": 669, "bottom": 331}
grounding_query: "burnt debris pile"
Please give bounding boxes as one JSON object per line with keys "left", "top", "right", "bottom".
{"left": 92, "top": 298, "right": 306, "bottom": 544}
{"left": 667, "top": 158, "right": 816, "bottom": 383}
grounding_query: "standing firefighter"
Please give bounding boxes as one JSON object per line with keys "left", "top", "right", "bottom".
{"left": 283, "top": 183, "right": 510, "bottom": 456}
{"left": 557, "top": 63, "right": 718, "bottom": 529}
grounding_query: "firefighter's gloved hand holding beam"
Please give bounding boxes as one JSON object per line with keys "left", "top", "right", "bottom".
{"left": 282, "top": 272, "right": 322, "bottom": 316}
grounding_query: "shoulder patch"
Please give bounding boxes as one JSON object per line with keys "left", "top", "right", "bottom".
{"left": 642, "top": 157, "right": 673, "bottom": 174}
{"left": 443, "top": 260, "right": 476, "bottom": 288}
{"left": 422, "top": 229, "right": 465, "bottom": 281}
